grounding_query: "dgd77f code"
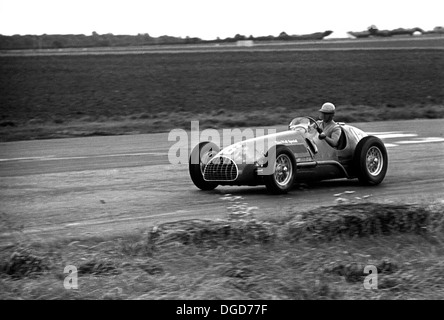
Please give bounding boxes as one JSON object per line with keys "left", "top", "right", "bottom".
{"left": 221, "top": 305, "right": 267, "bottom": 315}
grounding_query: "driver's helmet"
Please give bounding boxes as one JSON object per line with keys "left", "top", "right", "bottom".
{"left": 319, "top": 102, "right": 335, "bottom": 114}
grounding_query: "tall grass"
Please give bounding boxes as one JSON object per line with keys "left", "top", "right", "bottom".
{"left": 1, "top": 201, "right": 443, "bottom": 299}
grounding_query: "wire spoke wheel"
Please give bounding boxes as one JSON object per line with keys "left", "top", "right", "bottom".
{"left": 274, "top": 154, "right": 293, "bottom": 187}
{"left": 354, "top": 136, "right": 388, "bottom": 186}
{"left": 366, "top": 146, "right": 383, "bottom": 176}
{"left": 264, "top": 146, "right": 296, "bottom": 194}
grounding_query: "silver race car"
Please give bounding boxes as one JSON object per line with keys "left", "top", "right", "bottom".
{"left": 189, "top": 116, "right": 388, "bottom": 194}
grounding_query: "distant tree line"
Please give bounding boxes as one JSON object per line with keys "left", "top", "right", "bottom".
{"left": 0, "top": 31, "right": 334, "bottom": 50}
{"left": 1, "top": 26, "right": 442, "bottom": 50}
{"left": 348, "top": 25, "right": 444, "bottom": 38}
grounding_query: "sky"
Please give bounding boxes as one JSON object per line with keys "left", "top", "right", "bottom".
{"left": 0, "top": 0, "right": 443, "bottom": 39}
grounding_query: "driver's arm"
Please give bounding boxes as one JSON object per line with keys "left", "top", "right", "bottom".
{"left": 319, "top": 127, "right": 341, "bottom": 148}
{"left": 325, "top": 127, "right": 341, "bottom": 148}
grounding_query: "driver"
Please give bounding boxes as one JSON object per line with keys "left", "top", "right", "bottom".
{"left": 315, "top": 102, "right": 341, "bottom": 148}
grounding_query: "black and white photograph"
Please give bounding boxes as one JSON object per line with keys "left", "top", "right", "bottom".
{"left": 0, "top": 0, "right": 443, "bottom": 304}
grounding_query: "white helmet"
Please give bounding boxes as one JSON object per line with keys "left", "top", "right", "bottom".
{"left": 319, "top": 102, "right": 335, "bottom": 114}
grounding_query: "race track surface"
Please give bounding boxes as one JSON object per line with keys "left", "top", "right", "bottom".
{"left": 0, "top": 119, "right": 443, "bottom": 241}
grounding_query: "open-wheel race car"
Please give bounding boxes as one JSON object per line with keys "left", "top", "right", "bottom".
{"left": 189, "top": 116, "right": 388, "bottom": 194}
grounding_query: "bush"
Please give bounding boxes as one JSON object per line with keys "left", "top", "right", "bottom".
{"left": 0, "top": 248, "right": 50, "bottom": 278}
{"left": 282, "top": 202, "right": 440, "bottom": 242}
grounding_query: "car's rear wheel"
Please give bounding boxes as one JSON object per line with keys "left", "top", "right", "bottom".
{"left": 189, "top": 142, "right": 219, "bottom": 191}
{"left": 264, "top": 146, "right": 296, "bottom": 194}
{"left": 353, "top": 136, "right": 388, "bottom": 185}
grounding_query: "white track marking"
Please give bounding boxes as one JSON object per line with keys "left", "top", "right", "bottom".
{"left": 383, "top": 143, "right": 399, "bottom": 148}
{"left": 396, "top": 137, "right": 444, "bottom": 144}
{"left": 370, "top": 131, "right": 444, "bottom": 148}
{"left": 373, "top": 133, "right": 418, "bottom": 139}
{"left": 0, "top": 157, "right": 47, "bottom": 162}
{"left": 367, "top": 131, "right": 400, "bottom": 135}
{"left": 0, "top": 152, "right": 166, "bottom": 162}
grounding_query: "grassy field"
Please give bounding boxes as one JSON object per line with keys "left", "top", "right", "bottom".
{"left": 1, "top": 201, "right": 444, "bottom": 300}
{"left": 1, "top": 47, "right": 443, "bottom": 141}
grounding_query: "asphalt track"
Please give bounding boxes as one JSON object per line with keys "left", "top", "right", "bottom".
{"left": 0, "top": 119, "right": 443, "bottom": 242}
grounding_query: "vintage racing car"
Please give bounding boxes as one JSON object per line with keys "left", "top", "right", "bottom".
{"left": 189, "top": 116, "right": 388, "bottom": 194}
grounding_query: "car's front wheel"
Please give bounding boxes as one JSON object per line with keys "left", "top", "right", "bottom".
{"left": 353, "top": 136, "right": 388, "bottom": 185}
{"left": 189, "top": 141, "right": 219, "bottom": 191}
{"left": 264, "top": 146, "right": 296, "bottom": 194}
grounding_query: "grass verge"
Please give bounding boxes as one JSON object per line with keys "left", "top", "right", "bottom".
{"left": 1, "top": 103, "right": 443, "bottom": 142}
{"left": 1, "top": 201, "right": 443, "bottom": 299}
{"left": 1, "top": 48, "right": 443, "bottom": 141}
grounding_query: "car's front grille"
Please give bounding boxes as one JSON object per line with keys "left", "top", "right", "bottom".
{"left": 203, "top": 156, "right": 238, "bottom": 181}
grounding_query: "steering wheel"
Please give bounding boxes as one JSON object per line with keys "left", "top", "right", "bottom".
{"left": 305, "top": 116, "right": 322, "bottom": 132}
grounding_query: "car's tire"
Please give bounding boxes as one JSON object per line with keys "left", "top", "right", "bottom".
{"left": 264, "top": 146, "right": 296, "bottom": 194}
{"left": 353, "top": 136, "right": 388, "bottom": 185}
{"left": 189, "top": 141, "right": 219, "bottom": 191}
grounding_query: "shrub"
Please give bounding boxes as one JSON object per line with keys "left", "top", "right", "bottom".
{"left": 0, "top": 248, "right": 50, "bottom": 278}
{"left": 282, "top": 202, "right": 439, "bottom": 242}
